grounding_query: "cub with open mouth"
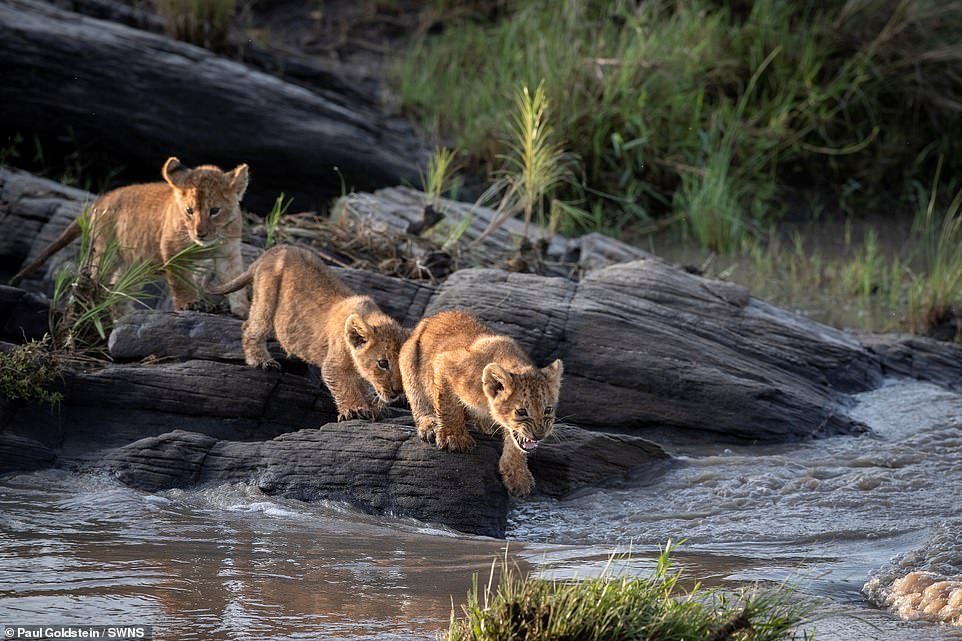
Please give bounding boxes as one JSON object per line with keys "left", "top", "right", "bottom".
{"left": 399, "top": 309, "right": 563, "bottom": 497}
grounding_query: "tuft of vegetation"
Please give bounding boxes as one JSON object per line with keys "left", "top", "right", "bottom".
{"left": 0, "top": 337, "right": 64, "bottom": 407}
{"left": 263, "top": 192, "right": 293, "bottom": 248}
{"left": 397, "top": 0, "right": 962, "bottom": 249}
{"left": 478, "top": 81, "right": 580, "bottom": 240}
{"left": 154, "top": 0, "right": 236, "bottom": 50}
{"left": 51, "top": 207, "right": 214, "bottom": 353}
{"left": 421, "top": 146, "right": 461, "bottom": 207}
{"left": 446, "top": 542, "right": 814, "bottom": 641}
{"left": 906, "top": 163, "right": 962, "bottom": 336}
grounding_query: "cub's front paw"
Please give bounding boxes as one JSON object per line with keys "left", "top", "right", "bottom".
{"left": 500, "top": 460, "right": 535, "bottom": 497}
{"left": 437, "top": 429, "right": 475, "bottom": 453}
{"left": 257, "top": 358, "right": 281, "bottom": 371}
{"left": 337, "top": 406, "right": 374, "bottom": 422}
{"left": 415, "top": 417, "right": 437, "bottom": 443}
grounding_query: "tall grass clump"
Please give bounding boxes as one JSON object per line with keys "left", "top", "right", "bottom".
{"left": 397, "top": 0, "right": 962, "bottom": 248}
{"left": 446, "top": 543, "right": 813, "bottom": 641}
{"left": 154, "top": 0, "right": 235, "bottom": 50}
{"left": 906, "top": 162, "right": 962, "bottom": 335}
{"left": 52, "top": 207, "right": 212, "bottom": 352}
{"left": 478, "top": 81, "right": 579, "bottom": 240}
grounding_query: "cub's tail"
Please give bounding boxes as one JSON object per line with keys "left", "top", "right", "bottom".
{"left": 207, "top": 268, "right": 254, "bottom": 296}
{"left": 9, "top": 219, "right": 83, "bottom": 286}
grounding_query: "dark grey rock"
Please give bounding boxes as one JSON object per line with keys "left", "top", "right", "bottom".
{"left": 0, "top": 0, "right": 429, "bottom": 210}
{"left": 0, "top": 432, "right": 57, "bottom": 473}
{"left": 527, "top": 425, "right": 672, "bottom": 497}
{"left": 0, "top": 286, "right": 51, "bottom": 342}
{"left": 425, "top": 262, "right": 880, "bottom": 441}
{"left": 860, "top": 334, "right": 962, "bottom": 392}
{"left": 109, "top": 311, "right": 250, "bottom": 362}
{"left": 103, "top": 421, "right": 670, "bottom": 537}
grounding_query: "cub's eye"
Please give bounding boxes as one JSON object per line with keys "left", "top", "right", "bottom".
{"left": 377, "top": 359, "right": 389, "bottom": 370}
{"left": 185, "top": 207, "right": 194, "bottom": 217}
{"left": 515, "top": 408, "right": 528, "bottom": 417}
{"left": 210, "top": 207, "right": 221, "bottom": 217}
{"left": 544, "top": 406, "right": 554, "bottom": 415}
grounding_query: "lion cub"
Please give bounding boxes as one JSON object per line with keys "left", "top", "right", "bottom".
{"left": 209, "top": 244, "right": 408, "bottom": 421}
{"left": 10, "top": 157, "right": 251, "bottom": 317}
{"left": 399, "top": 310, "right": 563, "bottom": 497}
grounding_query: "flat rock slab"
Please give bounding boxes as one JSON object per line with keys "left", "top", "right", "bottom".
{"left": 1, "top": 358, "right": 339, "bottom": 455}
{"left": 103, "top": 422, "right": 670, "bottom": 537}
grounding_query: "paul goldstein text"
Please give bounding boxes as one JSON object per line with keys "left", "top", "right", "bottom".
{"left": 5, "top": 626, "right": 150, "bottom": 639}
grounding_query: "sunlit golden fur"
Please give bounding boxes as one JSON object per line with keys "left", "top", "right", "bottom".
{"left": 399, "top": 310, "right": 563, "bottom": 497}
{"left": 10, "top": 157, "right": 250, "bottom": 316}
{"left": 209, "top": 244, "right": 408, "bottom": 421}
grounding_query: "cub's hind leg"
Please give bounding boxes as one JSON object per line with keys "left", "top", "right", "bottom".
{"left": 241, "top": 274, "right": 278, "bottom": 369}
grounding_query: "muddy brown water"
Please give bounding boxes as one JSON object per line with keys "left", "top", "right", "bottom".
{"left": 2, "top": 380, "right": 961, "bottom": 640}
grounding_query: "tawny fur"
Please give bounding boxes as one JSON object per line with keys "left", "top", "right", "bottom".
{"left": 210, "top": 244, "right": 408, "bottom": 421}
{"left": 399, "top": 310, "right": 563, "bottom": 497}
{"left": 10, "top": 157, "right": 251, "bottom": 317}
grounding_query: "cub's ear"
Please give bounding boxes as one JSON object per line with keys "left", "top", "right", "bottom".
{"left": 542, "top": 359, "right": 563, "bottom": 393}
{"left": 482, "top": 363, "right": 513, "bottom": 400}
{"left": 344, "top": 313, "right": 372, "bottom": 349}
{"left": 162, "top": 157, "right": 190, "bottom": 189}
{"left": 229, "top": 163, "right": 249, "bottom": 198}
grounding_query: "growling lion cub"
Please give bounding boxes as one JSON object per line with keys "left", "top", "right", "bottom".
{"left": 209, "top": 244, "right": 408, "bottom": 421}
{"left": 399, "top": 310, "right": 563, "bottom": 496}
{"left": 10, "top": 157, "right": 250, "bottom": 317}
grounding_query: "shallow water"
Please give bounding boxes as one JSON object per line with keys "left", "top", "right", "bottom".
{"left": 1, "top": 379, "right": 961, "bottom": 640}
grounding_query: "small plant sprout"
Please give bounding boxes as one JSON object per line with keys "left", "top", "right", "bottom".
{"left": 479, "top": 80, "right": 578, "bottom": 241}
{"left": 421, "top": 146, "right": 460, "bottom": 207}
{"left": 264, "top": 192, "right": 293, "bottom": 248}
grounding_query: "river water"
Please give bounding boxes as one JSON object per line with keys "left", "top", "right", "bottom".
{"left": 1, "top": 379, "right": 961, "bottom": 640}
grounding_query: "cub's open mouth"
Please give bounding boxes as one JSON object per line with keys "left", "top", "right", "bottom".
{"left": 514, "top": 433, "right": 539, "bottom": 452}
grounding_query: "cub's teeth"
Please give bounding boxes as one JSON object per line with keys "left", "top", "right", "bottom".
{"left": 522, "top": 440, "right": 538, "bottom": 451}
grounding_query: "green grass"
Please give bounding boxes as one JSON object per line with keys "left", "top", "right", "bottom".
{"left": 51, "top": 206, "right": 215, "bottom": 353}
{"left": 0, "top": 337, "right": 64, "bottom": 406}
{"left": 906, "top": 162, "right": 962, "bottom": 335}
{"left": 264, "top": 192, "right": 293, "bottom": 248}
{"left": 446, "top": 543, "right": 813, "bottom": 641}
{"left": 421, "top": 146, "right": 461, "bottom": 207}
{"left": 477, "top": 81, "right": 580, "bottom": 240}
{"left": 396, "top": 0, "right": 962, "bottom": 250}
